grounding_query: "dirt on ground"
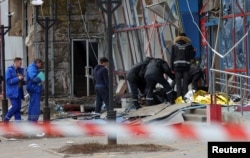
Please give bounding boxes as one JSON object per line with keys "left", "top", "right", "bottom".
{"left": 56, "top": 143, "right": 175, "bottom": 155}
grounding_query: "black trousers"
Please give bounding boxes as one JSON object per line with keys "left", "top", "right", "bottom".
{"left": 175, "top": 70, "right": 190, "bottom": 98}
{"left": 145, "top": 75, "right": 173, "bottom": 106}
{"left": 95, "top": 87, "right": 109, "bottom": 113}
{"left": 128, "top": 80, "right": 145, "bottom": 107}
{"left": 190, "top": 72, "right": 202, "bottom": 90}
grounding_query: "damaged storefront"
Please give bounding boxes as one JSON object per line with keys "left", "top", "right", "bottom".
{"left": 1, "top": 0, "right": 250, "bottom": 121}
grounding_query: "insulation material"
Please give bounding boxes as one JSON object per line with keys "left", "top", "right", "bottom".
{"left": 10, "top": 21, "right": 22, "bottom": 36}
{"left": 175, "top": 90, "right": 234, "bottom": 105}
{"left": 115, "top": 79, "right": 127, "bottom": 96}
{"left": 25, "top": 25, "right": 34, "bottom": 47}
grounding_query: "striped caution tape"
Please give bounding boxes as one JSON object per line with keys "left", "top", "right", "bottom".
{"left": 1, "top": 122, "right": 250, "bottom": 141}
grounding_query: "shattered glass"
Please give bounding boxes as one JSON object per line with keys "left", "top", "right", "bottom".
{"left": 220, "top": 0, "right": 246, "bottom": 70}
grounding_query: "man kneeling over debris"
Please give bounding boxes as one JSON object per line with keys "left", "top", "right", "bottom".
{"left": 144, "top": 58, "right": 175, "bottom": 106}
{"left": 126, "top": 57, "right": 152, "bottom": 109}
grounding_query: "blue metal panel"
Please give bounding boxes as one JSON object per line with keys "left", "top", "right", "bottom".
{"left": 177, "top": 0, "right": 199, "bottom": 13}
{"left": 205, "top": 19, "right": 219, "bottom": 26}
{"left": 248, "top": 23, "right": 250, "bottom": 78}
{"left": 181, "top": 13, "right": 201, "bottom": 58}
{"left": 177, "top": 0, "right": 201, "bottom": 58}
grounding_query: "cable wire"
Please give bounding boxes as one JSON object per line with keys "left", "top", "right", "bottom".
{"left": 77, "top": 0, "right": 98, "bottom": 61}
{"left": 211, "top": 0, "right": 222, "bottom": 68}
{"left": 185, "top": 0, "right": 250, "bottom": 59}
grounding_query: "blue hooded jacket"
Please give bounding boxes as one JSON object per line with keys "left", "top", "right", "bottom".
{"left": 5, "top": 65, "right": 24, "bottom": 99}
{"left": 93, "top": 65, "right": 109, "bottom": 88}
{"left": 26, "top": 62, "right": 42, "bottom": 93}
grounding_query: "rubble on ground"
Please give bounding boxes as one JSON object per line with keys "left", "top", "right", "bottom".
{"left": 14, "top": 89, "right": 250, "bottom": 125}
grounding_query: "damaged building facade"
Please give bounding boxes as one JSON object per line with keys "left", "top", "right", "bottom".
{"left": 1, "top": 0, "right": 250, "bottom": 99}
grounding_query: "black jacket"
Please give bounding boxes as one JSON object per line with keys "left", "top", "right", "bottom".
{"left": 126, "top": 57, "right": 152, "bottom": 82}
{"left": 144, "top": 58, "right": 174, "bottom": 80}
{"left": 188, "top": 66, "right": 205, "bottom": 83}
{"left": 189, "top": 66, "right": 202, "bottom": 76}
{"left": 171, "top": 36, "right": 195, "bottom": 71}
{"left": 93, "top": 65, "right": 109, "bottom": 88}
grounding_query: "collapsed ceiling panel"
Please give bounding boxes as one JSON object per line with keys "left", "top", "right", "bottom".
{"left": 145, "top": 1, "right": 178, "bottom": 24}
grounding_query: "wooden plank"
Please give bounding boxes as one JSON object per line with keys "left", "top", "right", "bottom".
{"left": 142, "top": 103, "right": 191, "bottom": 123}
{"left": 125, "top": 103, "right": 168, "bottom": 118}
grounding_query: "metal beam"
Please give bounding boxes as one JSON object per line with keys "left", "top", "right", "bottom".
{"left": 96, "top": 0, "right": 122, "bottom": 145}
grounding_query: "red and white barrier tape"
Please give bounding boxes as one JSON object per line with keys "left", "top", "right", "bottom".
{"left": 1, "top": 122, "right": 250, "bottom": 141}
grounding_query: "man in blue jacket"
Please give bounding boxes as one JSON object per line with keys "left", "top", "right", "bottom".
{"left": 3, "top": 57, "right": 25, "bottom": 122}
{"left": 26, "top": 59, "right": 43, "bottom": 121}
{"left": 93, "top": 57, "right": 109, "bottom": 114}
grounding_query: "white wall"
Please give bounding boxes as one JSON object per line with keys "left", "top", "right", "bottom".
{"left": 1, "top": 0, "right": 23, "bottom": 68}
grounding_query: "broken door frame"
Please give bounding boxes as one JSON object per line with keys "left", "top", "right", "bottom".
{"left": 71, "top": 39, "right": 98, "bottom": 97}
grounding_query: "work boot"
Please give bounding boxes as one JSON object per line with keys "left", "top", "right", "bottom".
{"left": 3, "top": 116, "right": 10, "bottom": 122}
{"left": 166, "top": 91, "right": 175, "bottom": 105}
{"left": 170, "top": 100, "right": 175, "bottom": 105}
{"left": 145, "top": 97, "right": 155, "bottom": 106}
{"left": 138, "top": 95, "right": 146, "bottom": 105}
{"left": 135, "top": 105, "right": 142, "bottom": 110}
{"left": 132, "top": 101, "right": 142, "bottom": 110}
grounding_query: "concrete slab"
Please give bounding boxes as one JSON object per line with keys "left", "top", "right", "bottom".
{"left": 148, "top": 111, "right": 185, "bottom": 125}
{"left": 100, "top": 108, "right": 127, "bottom": 119}
{"left": 183, "top": 108, "right": 207, "bottom": 115}
{"left": 142, "top": 103, "right": 191, "bottom": 123}
{"left": 125, "top": 103, "right": 168, "bottom": 118}
{"left": 183, "top": 114, "right": 207, "bottom": 122}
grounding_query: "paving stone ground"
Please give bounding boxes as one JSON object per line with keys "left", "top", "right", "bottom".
{"left": 0, "top": 134, "right": 207, "bottom": 158}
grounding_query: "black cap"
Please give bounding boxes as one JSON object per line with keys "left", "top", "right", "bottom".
{"left": 100, "top": 57, "right": 109, "bottom": 63}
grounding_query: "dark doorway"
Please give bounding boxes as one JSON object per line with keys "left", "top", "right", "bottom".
{"left": 72, "top": 40, "right": 98, "bottom": 97}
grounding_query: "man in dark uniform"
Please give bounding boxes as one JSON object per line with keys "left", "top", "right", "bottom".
{"left": 188, "top": 65, "right": 204, "bottom": 90}
{"left": 93, "top": 57, "right": 109, "bottom": 114}
{"left": 144, "top": 58, "right": 175, "bottom": 106}
{"left": 126, "top": 57, "right": 152, "bottom": 109}
{"left": 171, "top": 33, "right": 196, "bottom": 98}
{"left": 171, "top": 64, "right": 205, "bottom": 93}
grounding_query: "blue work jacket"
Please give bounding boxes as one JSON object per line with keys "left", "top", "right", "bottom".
{"left": 26, "top": 62, "right": 42, "bottom": 93}
{"left": 5, "top": 65, "right": 24, "bottom": 99}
